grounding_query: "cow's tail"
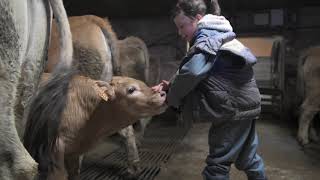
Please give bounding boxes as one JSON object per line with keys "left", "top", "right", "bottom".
{"left": 94, "top": 16, "right": 121, "bottom": 77}
{"left": 23, "top": 0, "right": 74, "bottom": 179}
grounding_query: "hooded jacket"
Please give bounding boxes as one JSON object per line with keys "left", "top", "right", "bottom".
{"left": 167, "top": 14, "right": 261, "bottom": 121}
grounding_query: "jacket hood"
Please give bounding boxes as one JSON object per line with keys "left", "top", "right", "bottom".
{"left": 191, "top": 14, "right": 257, "bottom": 66}
{"left": 197, "top": 14, "right": 233, "bottom": 32}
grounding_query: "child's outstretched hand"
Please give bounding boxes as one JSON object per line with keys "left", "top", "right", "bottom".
{"left": 152, "top": 80, "right": 170, "bottom": 92}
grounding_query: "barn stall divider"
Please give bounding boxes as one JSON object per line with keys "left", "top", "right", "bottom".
{"left": 239, "top": 36, "right": 286, "bottom": 119}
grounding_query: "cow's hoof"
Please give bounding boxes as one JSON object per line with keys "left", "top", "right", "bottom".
{"left": 135, "top": 135, "right": 143, "bottom": 147}
{"left": 123, "top": 171, "right": 138, "bottom": 180}
{"left": 297, "top": 134, "right": 309, "bottom": 146}
{"left": 124, "top": 162, "right": 141, "bottom": 179}
{"left": 310, "top": 129, "right": 320, "bottom": 143}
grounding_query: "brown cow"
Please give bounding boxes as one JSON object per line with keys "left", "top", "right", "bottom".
{"left": 297, "top": 46, "right": 320, "bottom": 145}
{"left": 118, "top": 36, "right": 150, "bottom": 84}
{"left": 46, "top": 15, "right": 120, "bottom": 81}
{"left": 24, "top": 74, "right": 167, "bottom": 180}
{"left": 117, "top": 36, "right": 153, "bottom": 139}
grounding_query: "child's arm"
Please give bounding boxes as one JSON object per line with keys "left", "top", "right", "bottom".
{"left": 167, "top": 52, "right": 215, "bottom": 108}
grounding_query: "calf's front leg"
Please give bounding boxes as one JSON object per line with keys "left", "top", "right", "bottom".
{"left": 118, "top": 125, "right": 141, "bottom": 177}
{"left": 65, "top": 155, "right": 81, "bottom": 180}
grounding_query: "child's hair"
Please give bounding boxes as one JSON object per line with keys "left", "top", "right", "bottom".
{"left": 172, "top": 0, "right": 221, "bottom": 19}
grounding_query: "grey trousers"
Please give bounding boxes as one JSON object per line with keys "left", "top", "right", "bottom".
{"left": 202, "top": 119, "right": 266, "bottom": 180}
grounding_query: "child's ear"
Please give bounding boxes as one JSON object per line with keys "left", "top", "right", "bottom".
{"left": 93, "top": 81, "right": 115, "bottom": 101}
{"left": 195, "top": 14, "right": 203, "bottom": 21}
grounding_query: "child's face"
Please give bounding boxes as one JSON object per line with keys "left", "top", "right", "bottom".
{"left": 174, "top": 12, "right": 199, "bottom": 42}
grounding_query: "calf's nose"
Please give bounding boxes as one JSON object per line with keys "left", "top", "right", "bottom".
{"left": 160, "top": 91, "right": 166, "bottom": 97}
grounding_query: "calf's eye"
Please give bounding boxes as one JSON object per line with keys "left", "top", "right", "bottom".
{"left": 127, "top": 87, "right": 136, "bottom": 94}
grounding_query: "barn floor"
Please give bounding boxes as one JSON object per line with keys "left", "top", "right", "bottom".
{"left": 155, "top": 115, "right": 320, "bottom": 180}
{"left": 81, "top": 114, "right": 320, "bottom": 180}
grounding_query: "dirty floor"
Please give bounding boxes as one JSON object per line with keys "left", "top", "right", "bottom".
{"left": 155, "top": 117, "right": 320, "bottom": 180}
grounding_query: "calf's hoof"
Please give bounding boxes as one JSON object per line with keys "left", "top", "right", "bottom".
{"left": 297, "top": 134, "right": 309, "bottom": 146}
{"left": 123, "top": 161, "right": 141, "bottom": 179}
{"left": 310, "top": 129, "right": 320, "bottom": 143}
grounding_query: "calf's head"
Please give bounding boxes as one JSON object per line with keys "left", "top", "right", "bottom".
{"left": 105, "top": 76, "right": 167, "bottom": 118}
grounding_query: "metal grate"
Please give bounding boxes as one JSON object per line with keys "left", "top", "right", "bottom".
{"left": 81, "top": 120, "right": 189, "bottom": 180}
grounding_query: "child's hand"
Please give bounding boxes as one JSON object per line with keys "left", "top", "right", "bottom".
{"left": 152, "top": 80, "right": 170, "bottom": 92}
{"left": 160, "top": 80, "right": 170, "bottom": 91}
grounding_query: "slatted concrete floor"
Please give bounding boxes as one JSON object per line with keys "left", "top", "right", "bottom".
{"left": 80, "top": 119, "right": 189, "bottom": 180}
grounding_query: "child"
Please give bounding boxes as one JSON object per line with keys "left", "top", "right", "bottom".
{"left": 152, "top": 0, "right": 267, "bottom": 179}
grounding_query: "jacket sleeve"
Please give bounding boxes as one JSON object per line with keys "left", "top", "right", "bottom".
{"left": 167, "top": 52, "right": 215, "bottom": 108}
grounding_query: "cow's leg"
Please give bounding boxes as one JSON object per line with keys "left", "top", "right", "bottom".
{"left": 297, "top": 99, "right": 318, "bottom": 145}
{"left": 65, "top": 155, "right": 81, "bottom": 180}
{"left": 309, "top": 121, "right": 320, "bottom": 143}
{"left": 0, "top": 65, "right": 38, "bottom": 179}
{"left": 15, "top": 0, "right": 52, "bottom": 139}
{"left": 118, "top": 125, "right": 141, "bottom": 177}
{"left": 134, "top": 117, "right": 152, "bottom": 146}
{"left": 79, "top": 155, "right": 84, "bottom": 170}
{"left": 48, "top": 138, "right": 68, "bottom": 180}
{"left": 0, "top": 0, "right": 38, "bottom": 179}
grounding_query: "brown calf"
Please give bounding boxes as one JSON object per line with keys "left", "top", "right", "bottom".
{"left": 24, "top": 74, "right": 167, "bottom": 180}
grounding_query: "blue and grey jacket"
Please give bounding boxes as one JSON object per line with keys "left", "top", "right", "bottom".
{"left": 167, "top": 14, "right": 261, "bottom": 121}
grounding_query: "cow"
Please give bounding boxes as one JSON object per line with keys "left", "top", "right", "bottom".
{"left": 118, "top": 36, "right": 150, "bottom": 84}
{"left": 46, "top": 15, "right": 121, "bottom": 81}
{"left": 0, "top": 0, "right": 73, "bottom": 179}
{"left": 117, "top": 36, "right": 153, "bottom": 141}
{"left": 24, "top": 74, "right": 167, "bottom": 180}
{"left": 296, "top": 46, "right": 320, "bottom": 145}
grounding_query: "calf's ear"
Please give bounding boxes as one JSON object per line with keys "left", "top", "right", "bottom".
{"left": 93, "top": 81, "right": 115, "bottom": 101}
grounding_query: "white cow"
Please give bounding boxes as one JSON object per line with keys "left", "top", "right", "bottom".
{"left": 0, "top": 0, "right": 73, "bottom": 179}
{"left": 297, "top": 46, "right": 320, "bottom": 145}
